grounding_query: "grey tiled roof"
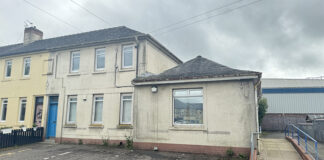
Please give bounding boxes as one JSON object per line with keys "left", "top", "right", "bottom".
{"left": 133, "top": 56, "right": 261, "bottom": 83}
{"left": 0, "top": 26, "right": 144, "bottom": 57}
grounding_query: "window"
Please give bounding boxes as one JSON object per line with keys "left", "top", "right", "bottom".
{"left": 122, "top": 45, "right": 133, "bottom": 68}
{"left": 70, "top": 51, "right": 80, "bottom": 72}
{"left": 1, "top": 99, "right": 8, "bottom": 122}
{"left": 5, "top": 60, "right": 12, "bottom": 78}
{"left": 67, "top": 96, "right": 77, "bottom": 123}
{"left": 23, "top": 57, "right": 31, "bottom": 76}
{"left": 19, "top": 98, "right": 27, "bottom": 122}
{"left": 120, "top": 94, "right": 132, "bottom": 124}
{"left": 173, "top": 89, "right": 203, "bottom": 125}
{"left": 92, "top": 95, "right": 103, "bottom": 124}
{"left": 95, "top": 48, "right": 105, "bottom": 71}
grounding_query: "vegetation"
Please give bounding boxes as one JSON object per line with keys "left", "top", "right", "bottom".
{"left": 33, "top": 123, "right": 37, "bottom": 127}
{"left": 125, "top": 135, "right": 133, "bottom": 149}
{"left": 101, "top": 135, "right": 110, "bottom": 147}
{"left": 226, "top": 148, "right": 234, "bottom": 157}
{"left": 78, "top": 139, "right": 83, "bottom": 145}
{"left": 258, "top": 97, "right": 269, "bottom": 124}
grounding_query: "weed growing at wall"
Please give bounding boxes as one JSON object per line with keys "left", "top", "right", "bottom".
{"left": 226, "top": 148, "right": 234, "bottom": 157}
{"left": 125, "top": 135, "right": 133, "bottom": 149}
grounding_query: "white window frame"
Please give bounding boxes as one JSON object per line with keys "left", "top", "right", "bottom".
{"left": 1, "top": 99, "right": 8, "bottom": 122}
{"left": 95, "top": 48, "right": 106, "bottom": 71}
{"left": 67, "top": 96, "right": 77, "bottom": 124}
{"left": 119, "top": 93, "right": 133, "bottom": 125}
{"left": 92, "top": 95, "right": 104, "bottom": 124}
{"left": 23, "top": 57, "right": 31, "bottom": 77}
{"left": 70, "top": 51, "right": 80, "bottom": 73}
{"left": 172, "top": 88, "right": 204, "bottom": 126}
{"left": 18, "top": 98, "right": 27, "bottom": 122}
{"left": 122, "top": 45, "right": 133, "bottom": 69}
{"left": 5, "top": 60, "right": 12, "bottom": 78}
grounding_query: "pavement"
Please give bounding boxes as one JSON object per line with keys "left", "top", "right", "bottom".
{"left": 0, "top": 142, "right": 239, "bottom": 160}
{"left": 258, "top": 132, "right": 302, "bottom": 160}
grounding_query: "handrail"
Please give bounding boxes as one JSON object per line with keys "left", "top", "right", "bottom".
{"left": 250, "top": 126, "right": 261, "bottom": 160}
{"left": 285, "top": 124, "right": 318, "bottom": 160}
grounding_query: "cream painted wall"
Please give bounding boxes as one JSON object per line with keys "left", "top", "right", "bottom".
{"left": 47, "top": 39, "right": 179, "bottom": 140}
{"left": 0, "top": 52, "right": 49, "bottom": 128}
{"left": 133, "top": 80, "right": 258, "bottom": 148}
{"left": 145, "top": 42, "right": 178, "bottom": 74}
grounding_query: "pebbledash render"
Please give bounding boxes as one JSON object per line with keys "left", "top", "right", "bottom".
{"left": 0, "top": 26, "right": 261, "bottom": 155}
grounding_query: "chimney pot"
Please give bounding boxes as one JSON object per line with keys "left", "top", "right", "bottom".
{"left": 23, "top": 26, "right": 43, "bottom": 45}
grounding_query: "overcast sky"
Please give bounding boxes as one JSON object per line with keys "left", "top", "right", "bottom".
{"left": 1, "top": 0, "right": 323, "bottom": 78}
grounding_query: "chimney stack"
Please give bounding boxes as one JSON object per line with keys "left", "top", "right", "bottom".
{"left": 23, "top": 26, "right": 43, "bottom": 45}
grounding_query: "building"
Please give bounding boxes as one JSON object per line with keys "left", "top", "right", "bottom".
{"left": 261, "top": 78, "right": 324, "bottom": 131}
{"left": 0, "top": 26, "right": 261, "bottom": 155}
{"left": 45, "top": 26, "right": 181, "bottom": 142}
{"left": 132, "top": 56, "right": 261, "bottom": 155}
{"left": 0, "top": 27, "right": 50, "bottom": 129}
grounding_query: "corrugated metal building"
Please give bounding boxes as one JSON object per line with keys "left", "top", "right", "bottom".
{"left": 261, "top": 78, "right": 324, "bottom": 130}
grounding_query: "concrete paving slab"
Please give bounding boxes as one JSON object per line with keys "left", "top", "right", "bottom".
{"left": 258, "top": 138, "right": 302, "bottom": 160}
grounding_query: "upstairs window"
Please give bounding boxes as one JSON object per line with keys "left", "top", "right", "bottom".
{"left": 67, "top": 96, "right": 77, "bottom": 123}
{"left": 95, "top": 48, "right": 105, "bottom": 71}
{"left": 173, "top": 89, "right": 203, "bottom": 125}
{"left": 92, "top": 95, "right": 103, "bottom": 124}
{"left": 122, "top": 45, "right": 133, "bottom": 68}
{"left": 5, "top": 60, "right": 12, "bottom": 78}
{"left": 23, "top": 57, "right": 31, "bottom": 76}
{"left": 70, "top": 51, "right": 80, "bottom": 73}
{"left": 120, "top": 94, "right": 132, "bottom": 124}
{"left": 1, "top": 99, "right": 8, "bottom": 122}
{"left": 19, "top": 98, "right": 27, "bottom": 122}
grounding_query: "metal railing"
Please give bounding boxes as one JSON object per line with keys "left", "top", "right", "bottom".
{"left": 285, "top": 124, "right": 318, "bottom": 160}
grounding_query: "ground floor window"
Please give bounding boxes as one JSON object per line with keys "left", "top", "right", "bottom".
{"left": 19, "top": 98, "right": 27, "bottom": 122}
{"left": 92, "top": 95, "right": 103, "bottom": 124}
{"left": 1, "top": 99, "right": 8, "bottom": 121}
{"left": 120, "top": 94, "right": 132, "bottom": 124}
{"left": 173, "top": 89, "right": 203, "bottom": 125}
{"left": 67, "top": 96, "right": 77, "bottom": 123}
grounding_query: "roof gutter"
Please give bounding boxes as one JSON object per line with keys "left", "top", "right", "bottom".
{"left": 133, "top": 75, "right": 259, "bottom": 86}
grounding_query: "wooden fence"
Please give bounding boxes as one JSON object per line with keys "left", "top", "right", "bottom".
{"left": 0, "top": 127, "right": 44, "bottom": 149}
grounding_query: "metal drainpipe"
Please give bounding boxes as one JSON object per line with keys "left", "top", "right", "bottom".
{"left": 135, "top": 36, "right": 139, "bottom": 77}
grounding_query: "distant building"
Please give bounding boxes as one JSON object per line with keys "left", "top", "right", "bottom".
{"left": 261, "top": 78, "right": 324, "bottom": 131}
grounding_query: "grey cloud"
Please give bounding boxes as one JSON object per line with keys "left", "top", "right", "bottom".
{"left": 0, "top": 0, "right": 324, "bottom": 78}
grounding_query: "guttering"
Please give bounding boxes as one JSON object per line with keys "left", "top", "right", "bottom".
{"left": 133, "top": 75, "right": 259, "bottom": 86}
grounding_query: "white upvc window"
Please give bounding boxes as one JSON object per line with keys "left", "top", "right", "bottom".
{"left": 122, "top": 45, "right": 133, "bottom": 68}
{"left": 70, "top": 51, "right": 80, "bottom": 73}
{"left": 67, "top": 96, "right": 77, "bottom": 124}
{"left": 92, "top": 95, "right": 103, "bottom": 124}
{"left": 23, "top": 57, "right": 31, "bottom": 76}
{"left": 18, "top": 98, "right": 27, "bottom": 122}
{"left": 5, "top": 60, "right": 12, "bottom": 78}
{"left": 120, "top": 94, "right": 132, "bottom": 124}
{"left": 1, "top": 99, "right": 8, "bottom": 122}
{"left": 173, "top": 89, "right": 203, "bottom": 125}
{"left": 95, "top": 48, "right": 105, "bottom": 71}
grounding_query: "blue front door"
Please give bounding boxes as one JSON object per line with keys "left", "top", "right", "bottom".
{"left": 46, "top": 96, "right": 58, "bottom": 138}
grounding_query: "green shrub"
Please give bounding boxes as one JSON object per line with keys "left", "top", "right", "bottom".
{"left": 258, "top": 97, "right": 269, "bottom": 124}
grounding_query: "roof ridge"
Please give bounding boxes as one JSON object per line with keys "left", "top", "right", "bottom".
{"left": 0, "top": 26, "right": 143, "bottom": 48}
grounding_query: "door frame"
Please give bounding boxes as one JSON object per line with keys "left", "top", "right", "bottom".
{"left": 46, "top": 95, "right": 59, "bottom": 139}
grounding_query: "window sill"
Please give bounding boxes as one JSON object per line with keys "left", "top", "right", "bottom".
{"left": 2, "top": 78, "right": 12, "bottom": 82}
{"left": 20, "top": 77, "right": 30, "bottom": 80}
{"left": 119, "top": 68, "right": 135, "bottom": 72}
{"left": 92, "top": 71, "right": 106, "bottom": 75}
{"left": 117, "top": 124, "right": 133, "bottom": 129}
{"left": 64, "top": 124, "right": 77, "bottom": 128}
{"left": 67, "top": 73, "right": 81, "bottom": 77}
{"left": 169, "top": 125, "right": 206, "bottom": 131}
{"left": 89, "top": 124, "right": 104, "bottom": 128}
